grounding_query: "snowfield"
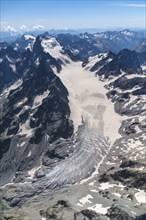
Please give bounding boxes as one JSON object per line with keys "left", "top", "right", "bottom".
{"left": 59, "top": 61, "right": 121, "bottom": 145}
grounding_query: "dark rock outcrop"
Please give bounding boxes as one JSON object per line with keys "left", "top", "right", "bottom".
{"left": 107, "top": 204, "right": 134, "bottom": 220}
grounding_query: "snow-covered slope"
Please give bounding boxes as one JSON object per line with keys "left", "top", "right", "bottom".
{"left": 41, "top": 37, "right": 70, "bottom": 63}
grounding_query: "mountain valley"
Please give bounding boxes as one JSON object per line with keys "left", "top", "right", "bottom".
{"left": 0, "top": 29, "right": 146, "bottom": 220}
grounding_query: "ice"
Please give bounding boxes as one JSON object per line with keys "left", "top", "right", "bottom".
{"left": 46, "top": 126, "right": 109, "bottom": 189}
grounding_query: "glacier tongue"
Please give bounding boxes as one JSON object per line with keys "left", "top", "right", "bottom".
{"left": 46, "top": 125, "right": 108, "bottom": 189}
{"left": 46, "top": 61, "right": 121, "bottom": 189}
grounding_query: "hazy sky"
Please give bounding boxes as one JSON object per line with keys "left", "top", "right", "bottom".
{"left": 1, "top": 0, "right": 146, "bottom": 32}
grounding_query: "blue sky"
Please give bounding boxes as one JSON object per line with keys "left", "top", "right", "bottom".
{"left": 1, "top": 0, "right": 146, "bottom": 32}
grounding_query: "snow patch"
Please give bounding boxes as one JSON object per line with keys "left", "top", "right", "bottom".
{"left": 25, "top": 43, "right": 33, "bottom": 51}
{"left": 24, "top": 34, "right": 35, "bottom": 41}
{"left": 141, "top": 65, "right": 146, "bottom": 71}
{"left": 27, "top": 166, "right": 41, "bottom": 179}
{"left": 135, "top": 190, "right": 146, "bottom": 204}
{"left": 89, "top": 180, "right": 96, "bottom": 186}
{"left": 113, "top": 192, "right": 121, "bottom": 198}
{"left": 106, "top": 161, "right": 115, "bottom": 165}
{"left": 41, "top": 37, "right": 69, "bottom": 62}
{"left": 17, "top": 98, "right": 28, "bottom": 107}
{"left": 85, "top": 53, "right": 107, "bottom": 69}
{"left": 98, "top": 182, "right": 117, "bottom": 190}
{"left": 1, "top": 79, "right": 22, "bottom": 97}
{"left": 9, "top": 64, "right": 16, "bottom": 72}
{"left": 28, "top": 151, "right": 32, "bottom": 157}
{"left": 90, "top": 189, "right": 98, "bottom": 193}
{"left": 77, "top": 194, "right": 93, "bottom": 207}
{"left": 17, "top": 141, "right": 25, "bottom": 147}
{"left": 19, "top": 119, "right": 33, "bottom": 137}
{"left": 35, "top": 57, "right": 40, "bottom": 66}
{"left": 32, "top": 90, "right": 50, "bottom": 109}
{"left": 88, "top": 204, "right": 109, "bottom": 214}
{"left": 125, "top": 74, "right": 145, "bottom": 79}
{"left": 122, "top": 30, "right": 134, "bottom": 37}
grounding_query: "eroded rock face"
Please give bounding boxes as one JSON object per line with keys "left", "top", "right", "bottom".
{"left": 0, "top": 38, "right": 73, "bottom": 185}
{"left": 107, "top": 204, "right": 134, "bottom": 220}
{"left": 93, "top": 49, "right": 142, "bottom": 79}
{"left": 83, "top": 46, "right": 146, "bottom": 219}
{"left": 40, "top": 200, "right": 109, "bottom": 220}
{"left": 135, "top": 214, "right": 146, "bottom": 220}
{"left": 40, "top": 200, "right": 74, "bottom": 220}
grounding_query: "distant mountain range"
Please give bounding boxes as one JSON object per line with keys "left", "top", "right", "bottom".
{"left": 1, "top": 28, "right": 146, "bottom": 42}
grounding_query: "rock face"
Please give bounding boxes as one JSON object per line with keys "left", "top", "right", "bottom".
{"left": 0, "top": 30, "right": 146, "bottom": 220}
{"left": 40, "top": 200, "right": 109, "bottom": 220}
{"left": 82, "top": 45, "right": 146, "bottom": 219}
{"left": 88, "top": 48, "right": 146, "bottom": 185}
{"left": 0, "top": 46, "right": 23, "bottom": 91}
{"left": 91, "top": 49, "right": 142, "bottom": 78}
{"left": 0, "top": 36, "right": 73, "bottom": 185}
{"left": 107, "top": 204, "right": 134, "bottom": 220}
